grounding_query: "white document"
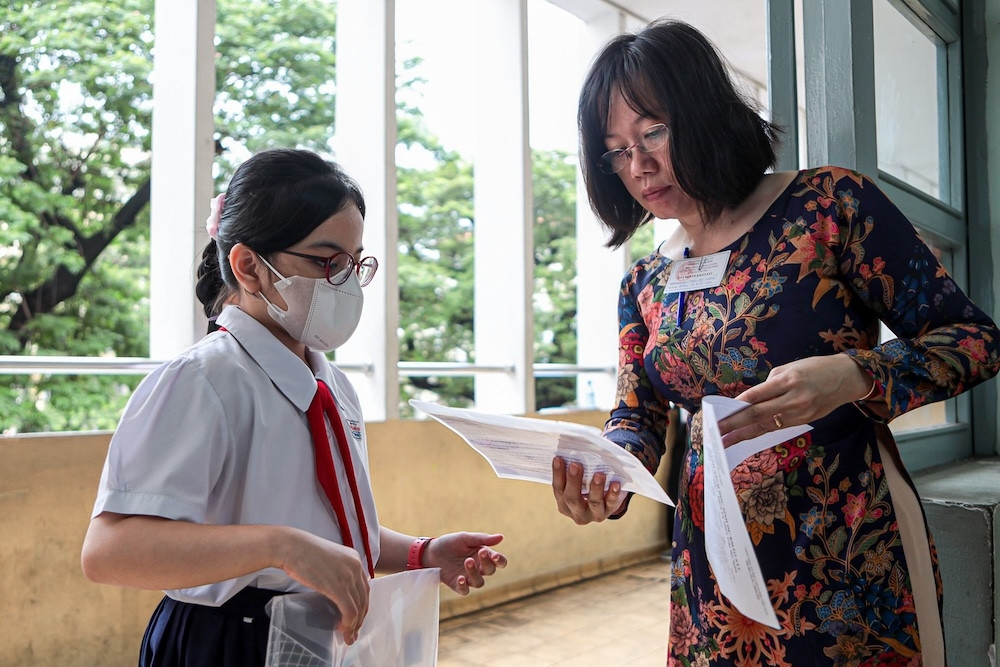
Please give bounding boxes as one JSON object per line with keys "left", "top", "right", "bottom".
{"left": 409, "top": 400, "right": 673, "bottom": 506}
{"left": 705, "top": 395, "right": 813, "bottom": 471}
{"left": 266, "top": 568, "right": 441, "bottom": 666}
{"left": 700, "top": 395, "right": 811, "bottom": 629}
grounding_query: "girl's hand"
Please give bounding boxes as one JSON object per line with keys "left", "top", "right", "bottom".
{"left": 277, "top": 529, "right": 371, "bottom": 645}
{"left": 551, "top": 456, "right": 625, "bottom": 525}
{"left": 423, "top": 532, "right": 506, "bottom": 595}
{"left": 717, "top": 354, "right": 875, "bottom": 447}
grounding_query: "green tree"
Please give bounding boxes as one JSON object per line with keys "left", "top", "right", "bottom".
{"left": 0, "top": 0, "right": 583, "bottom": 431}
{"left": 532, "top": 149, "right": 578, "bottom": 409}
{"left": 396, "top": 106, "right": 477, "bottom": 412}
{"left": 0, "top": 0, "right": 340, "bottom": 432}
{"left": 0, "top": 1, "right": 155, "bottom": 432}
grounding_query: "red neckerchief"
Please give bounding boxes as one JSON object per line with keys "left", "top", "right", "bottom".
{"left": 218, "top": 325, "right": 374, "bottom": 576}
{"left": 306, "top": 379, "right": 375, "bottom": 577}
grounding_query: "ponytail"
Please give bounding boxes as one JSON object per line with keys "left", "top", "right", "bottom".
{"left": 195, "top": 239, "right": 231, "bottom": 332}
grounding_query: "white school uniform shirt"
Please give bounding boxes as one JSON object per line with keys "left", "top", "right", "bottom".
{"left": 91, "top": 305, "right": 380, "bottom": 606}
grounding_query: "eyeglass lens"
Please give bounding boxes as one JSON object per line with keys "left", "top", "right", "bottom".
{"left": 327, "top": 254, "right": 377, "bottom": 287}
{"left": 599, "top": 124, "right": 669, "bottom": 174}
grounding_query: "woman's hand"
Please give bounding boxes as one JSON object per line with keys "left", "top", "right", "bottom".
{"left": 276, "top": 529, "right": 371, "bottom": 645}
{"left": 717, "top": 354, "right": 874, "bottom": 447}
{"left": 551, "top": 456, "right": 625, "bottom": 525}
{"left": 424, "top": 533, "right": 507, "bottom": 595}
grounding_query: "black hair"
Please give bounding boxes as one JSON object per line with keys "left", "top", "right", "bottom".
{"left": 195, "top": 148, "right": 366, "bottom": 326}
{"left": 578, "top": 19, "right": 781, "bottom": 248}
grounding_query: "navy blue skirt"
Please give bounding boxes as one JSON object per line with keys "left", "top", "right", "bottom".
{"left": 139, "top": 588, "right": 283, "bottom": 667}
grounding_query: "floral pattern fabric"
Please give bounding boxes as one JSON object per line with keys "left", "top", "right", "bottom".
{"left": 603, "top": 167, "right": 1000, "bottom": 666}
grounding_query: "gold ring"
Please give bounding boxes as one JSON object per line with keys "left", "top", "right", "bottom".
{"left": 773, "top": 414, "right": 784, "bottom": 429}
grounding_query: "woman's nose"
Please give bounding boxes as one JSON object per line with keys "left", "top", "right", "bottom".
{"left": 628, "top": 148, "right": 659, "bottom": 176}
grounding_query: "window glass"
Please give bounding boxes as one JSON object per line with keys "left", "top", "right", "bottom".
{"left": 0, "top": 2, "right": 155, "bottom": 434}
{"left": 528, "top": 1, "right": 584, "bottom": 410}
{"left": 873, "top": 0, "right": 943, "bottom": 199}
{"left": 2, "top": 0, "right": 342, "bottom": 433}
{"left": 395, "top": 0, "right": 476, "bottom": 414}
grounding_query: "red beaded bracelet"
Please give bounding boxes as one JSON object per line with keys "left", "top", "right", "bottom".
{"left": 407, "top": 537, "right": 432, "bottom": 570}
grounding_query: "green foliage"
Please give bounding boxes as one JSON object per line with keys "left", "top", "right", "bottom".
{"left": 1, "top": 1, "right": 155, "bottom": 433}
{"left": 0, "top": 0, "right": 343, "bottom": 432}
{"left": 1, "top": 0, "right": 585, "bottom": 432}
{"left": 212, "top": 0, "right": 339, "bottom": 171}
{"left": 532, "top": 150, "right": 578, "bottom": 409}
{"left": 396, "top": 111, "right": 476, "bottom": 413}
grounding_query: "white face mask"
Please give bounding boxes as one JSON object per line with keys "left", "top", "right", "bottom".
{"left": 257, "top": 255, "right": 364, "bottom": 351}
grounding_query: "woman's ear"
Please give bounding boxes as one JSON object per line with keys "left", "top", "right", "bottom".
{"left": 229, "top": 243, "right": 266, "bottom": 295}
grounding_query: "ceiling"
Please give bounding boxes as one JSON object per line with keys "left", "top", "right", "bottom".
{"left": 547, "top": 0, "right": 771, "bottom": 89}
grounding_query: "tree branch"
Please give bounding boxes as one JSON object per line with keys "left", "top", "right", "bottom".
{"left": 7, "top": 178, "right": 151, "bottom": 338}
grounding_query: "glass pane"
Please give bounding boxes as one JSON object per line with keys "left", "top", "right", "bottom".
{"left": 395, "top": 0, "right": 476, "bottom": 414}
{"left": 889, "top": 401, "right": 947, "bottom": 433}
{"left": 874, "top": 1, "right": 943, "bottom": 199}
{"left": 0, "top": 3, "right": 155, "bottom": 434}
{"left": 528, "top": 1, "right": 583, "bottom": 410}
{"left": 1, "top": 374, "right": 143, "bottom": 435}
{"left": 528, "top": 0, "right": 584, "bottom": 154}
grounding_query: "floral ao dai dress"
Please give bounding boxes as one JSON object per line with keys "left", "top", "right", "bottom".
{"left": 603, "top": 167, "right": 1000, "bottom": 666}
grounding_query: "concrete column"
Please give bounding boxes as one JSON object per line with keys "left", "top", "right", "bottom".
{"left": 149, "top": 0, "right": 215, "bottom": 357}
{"left": 473, "top": 0, "right": 534, "bottom": 414}
{"left": 334, "top": 0, "right": 399, "bottom": 421}
{"left": 575, "top": 10, "right": 629, "bottom": 411}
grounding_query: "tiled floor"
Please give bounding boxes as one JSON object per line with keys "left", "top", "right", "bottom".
{"left": 438, "top": 558, "right": 670, "bottom": 667}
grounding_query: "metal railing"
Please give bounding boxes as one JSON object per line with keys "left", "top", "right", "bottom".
{"left": 0, "top": 356, "right": 615, "bottom": 378}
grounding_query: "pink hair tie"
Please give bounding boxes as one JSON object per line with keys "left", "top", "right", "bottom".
{"left": 205, "top": 193, "right": 225, "bottom": 240}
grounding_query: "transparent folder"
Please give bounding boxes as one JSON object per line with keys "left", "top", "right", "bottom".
{"left": 265, "top": 568, "right": 441, "bottom": 667}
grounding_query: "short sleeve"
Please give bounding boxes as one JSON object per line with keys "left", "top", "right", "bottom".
{"left": 92, "top": 356, "right": 232, "bottom": 522}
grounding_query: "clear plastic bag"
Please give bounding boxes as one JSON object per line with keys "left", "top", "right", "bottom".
{"left": 265, "top": 568, "right": 441, "bottom": 667}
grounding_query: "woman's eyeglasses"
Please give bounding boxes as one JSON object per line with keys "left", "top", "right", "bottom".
{"left": 279, "top": 250, "right": 379, "bottom": 286}
{"left": 598, "top": 124, "right": 670, "bottom": 174}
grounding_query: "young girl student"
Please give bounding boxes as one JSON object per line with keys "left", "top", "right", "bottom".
{"left": 81, "top": 148, "right": 507, "bottom": 666}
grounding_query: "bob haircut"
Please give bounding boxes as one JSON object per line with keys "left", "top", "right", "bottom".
{"left": 578, "top": 19, "right": 781, "bottom": 248}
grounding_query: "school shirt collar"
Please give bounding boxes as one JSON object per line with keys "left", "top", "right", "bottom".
{"left": 215, "top": 306, "right": 334, "bottom": 413}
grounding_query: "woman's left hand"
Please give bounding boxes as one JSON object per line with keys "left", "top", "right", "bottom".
{"left": 424, "top": 532, "right": 507, "bottom": 595}
{"left": 717, "top": 354, "right": 873, "bottom": 448}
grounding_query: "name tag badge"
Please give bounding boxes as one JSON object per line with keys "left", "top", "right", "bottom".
{"left": 665, "top": 250, "right": 731, "bottom": 293}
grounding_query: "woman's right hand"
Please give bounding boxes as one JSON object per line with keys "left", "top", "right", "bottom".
{"left": 276, "top": 529, "right": 371, "bottom": 644}
{"left": 551, "top": 456, "right": 624, "bottom": 525}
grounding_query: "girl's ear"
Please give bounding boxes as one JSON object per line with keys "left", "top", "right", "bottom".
{"left": 229, "top": 243, "right": 267, "bottom": 295}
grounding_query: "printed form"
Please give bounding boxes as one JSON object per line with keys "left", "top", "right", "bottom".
{"left": 410, "top": 399, "right": 672, "bottom": 505}
{"left": 701, "top": 396, "right": 811, "bottom": 629}
{"left": 411, "top": 397, "right": 813, "bottom": 629}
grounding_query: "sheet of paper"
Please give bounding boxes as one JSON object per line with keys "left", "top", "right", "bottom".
{"left": 702, "top": 395, "right": 813, "bottom": 470}
{"left": 410, "top": 400, "right": 673, "bottom": 506}
{"left": 701, "top": 396, "right": 781, "bottom": 629}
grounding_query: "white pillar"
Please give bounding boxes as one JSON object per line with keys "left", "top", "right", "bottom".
{"left": 149, "top": 0, "right": 215, "bottom": 358}
{"left": 575, "top": 10, "right": 628, "bottom": 411}
{"left": 474, "top": 0, "right": 534, "bottom": 414}
{"left": 334, "top": 0, "right": 399, "bottom": 421}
